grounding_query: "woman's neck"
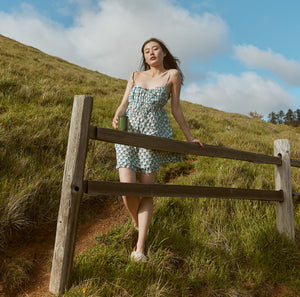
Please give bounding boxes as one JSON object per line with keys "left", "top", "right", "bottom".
{"left": 147, "top": 66, "right": 167, "bottom": 77}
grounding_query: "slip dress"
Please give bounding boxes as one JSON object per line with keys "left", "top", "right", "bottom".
{"left": 115, "top": 72, "right": 182, "bottom": 173}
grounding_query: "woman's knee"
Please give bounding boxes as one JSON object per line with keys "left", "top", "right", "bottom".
{"left": 140, "top": 196, "right": 153, "bottom": 205}
{"left": 140, "top": 172, "right": 155, "bottom": 184}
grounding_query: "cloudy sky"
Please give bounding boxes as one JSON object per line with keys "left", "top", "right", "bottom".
{"left": 1, "top": 0, "right": 300, "bottom": 116}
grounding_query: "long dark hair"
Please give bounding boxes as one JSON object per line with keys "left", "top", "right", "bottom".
{"left": 140, "top": 37, "right": 184, "bottom": 84}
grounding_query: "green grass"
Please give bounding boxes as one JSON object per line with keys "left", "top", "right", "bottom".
{"left": 65, "top": 198, "right": 300, "bottom": 296}
{"left": 0, "top": 34, "right": 123, "bottom": 238}
{"left": 0, "top": 34, "right": 300, "bottom": 296}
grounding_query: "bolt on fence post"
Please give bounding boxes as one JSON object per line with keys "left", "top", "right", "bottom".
{"left": 49, "top": 95, "right": 93, "bottom": 295}
{"left": 274, "top": 139, "right": 295, "bottom": 240}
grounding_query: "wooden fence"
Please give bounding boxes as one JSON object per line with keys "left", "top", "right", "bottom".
{"left": 49, "top": 95, "right": 300, "bottom": 295}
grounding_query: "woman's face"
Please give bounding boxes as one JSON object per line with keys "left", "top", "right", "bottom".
{"left": 143, "top": 41, "right": 166, "bottom": 67}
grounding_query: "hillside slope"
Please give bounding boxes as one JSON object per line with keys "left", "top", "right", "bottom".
{"left": 0, "top": 34, "right": 300, "bottom": 295}
{"left": 0, "top": 34, "right": 125, "bottom": 238}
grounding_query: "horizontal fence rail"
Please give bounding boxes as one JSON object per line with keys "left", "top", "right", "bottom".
{"left": 291, "top": 158, "right": 300, "bottom": 168}
{"left": 293, "top": 193, "right": 300, "bottom": 202}
{"left": 84, "top": 180, "right": 284, "bottom": 202}
{"left": 89, "top": 126, "right": 282, "bottom": 165}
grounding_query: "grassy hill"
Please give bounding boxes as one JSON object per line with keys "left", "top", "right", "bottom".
{"left": 0, "top": 34, "right": 300, "bottom": 296}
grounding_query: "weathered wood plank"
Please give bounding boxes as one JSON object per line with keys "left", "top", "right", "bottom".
{"left": 291, "top": 158, "right": 300, "bottom": 168}
{"left": 292, "top": 193, "right": 300, "bottom": 203}
{"left": 85, "top": 180, "right": 283, "bottom": 202}
{"left": 49, "top": 95, "right": 93, "bottom": 295}
{"left": 274, "top": 139, "right": 295, "bottom": 240}
{"left": 89, "top": 127, "right": 282, "bottom": 165}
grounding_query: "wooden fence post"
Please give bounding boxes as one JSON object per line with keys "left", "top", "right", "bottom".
{"left": 49, "top": 95, "right": 93, "bottom": 295}
{"left": 274, "top": 139, "right": 295, "bottom": 240}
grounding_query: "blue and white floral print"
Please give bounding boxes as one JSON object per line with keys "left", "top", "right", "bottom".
{"left": 115, "top": 73, "right": 182, "bottom": 173}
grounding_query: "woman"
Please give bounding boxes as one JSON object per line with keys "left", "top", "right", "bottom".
{"left": 112, "top": 37, "right": 202, "bottom": 262}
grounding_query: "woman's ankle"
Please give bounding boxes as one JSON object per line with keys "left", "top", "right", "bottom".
{"left": 136, "top": 244, "right": 144, "bottom": 254}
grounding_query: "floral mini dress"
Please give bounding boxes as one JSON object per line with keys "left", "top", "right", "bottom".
{"left": 115, "top": 72, "right": 182, "bottom": 173}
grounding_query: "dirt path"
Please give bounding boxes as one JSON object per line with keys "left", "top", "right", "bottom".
{"left": 6, "top": 198, "right": 127, "bottom": 297}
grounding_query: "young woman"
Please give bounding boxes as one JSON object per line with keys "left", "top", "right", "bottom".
{"left": 112, "top": 37, "right": 203, "bottom": 262}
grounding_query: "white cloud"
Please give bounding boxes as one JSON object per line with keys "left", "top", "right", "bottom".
{"left": 0, "top": 0, "right": 228, "bottom": 79}
{"left": 0, "top": 3, "right": 75, "bottom": 61}
{"left": 182, "top": 72, "right": 298, "bottom": 115}
{"left": 234, "top": 44, "right": 300, "bottom": 86}
{"left": 1, "top": 1, "right": 298, "bottom": 116}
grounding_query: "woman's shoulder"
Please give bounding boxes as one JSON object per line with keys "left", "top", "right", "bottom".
{"left": 167, "top": 69, "right": 180, "bottom": 79}
{"left": 127, "top": 71, "right": 143, "bottom": 84}
{"left": 168, "top": 68, "right": 179, "bottom": 75}
{"left": 130, "top": 71, "right": 145, "bottom": 80}
{"left": 168, "top": 69, "right": 181, "bottom": 83}
{"left": 168, "top": 69, "right": 179, "bottom": 75}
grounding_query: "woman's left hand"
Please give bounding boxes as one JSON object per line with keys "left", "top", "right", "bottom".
{"left": 190, "top": 138, "right": 204, "bottom": 147}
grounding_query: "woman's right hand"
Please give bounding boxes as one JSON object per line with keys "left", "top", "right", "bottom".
{"left": 112, "top": 116, "right": 118, "bottom": 130}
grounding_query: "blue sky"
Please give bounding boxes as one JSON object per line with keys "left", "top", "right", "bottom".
{"left": 1, "top": 0, "right": 300, "bottom": 116}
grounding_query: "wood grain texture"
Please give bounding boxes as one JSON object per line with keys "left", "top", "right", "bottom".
{"left": 90, "top": 127, "right": 282, "bottom": 165}
{"left": 86, "top": 180, "right": 283, "bottom": 202}
{"left": 49, "top": 95, "right": 93, "bottom": 295}
{"left": 274, "top": 139, "right": 295, "bottom": 240}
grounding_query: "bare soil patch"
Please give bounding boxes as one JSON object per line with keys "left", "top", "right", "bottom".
{"left": 2, "top": 197, "right": 127, "bottom": 297}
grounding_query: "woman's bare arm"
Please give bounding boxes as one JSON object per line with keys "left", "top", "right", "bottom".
{"left": 112, "top": 73, "right": 134, "bottom": 129}
{"left": 170, "top": 70, "right": 203, "bottom": 146}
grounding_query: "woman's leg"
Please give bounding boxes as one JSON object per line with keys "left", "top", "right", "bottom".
{"left": 119, "top": 168, "right": 140, "bottom": 229}
{"left": 136, "top": 172, "right": 155, "bottom": 254}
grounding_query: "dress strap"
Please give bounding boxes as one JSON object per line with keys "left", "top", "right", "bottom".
{"left": 164, "top": 72, "right": 170, "bottom": 86}
{"left": 132, "top": 72, "right": 135, "bottom": 85}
